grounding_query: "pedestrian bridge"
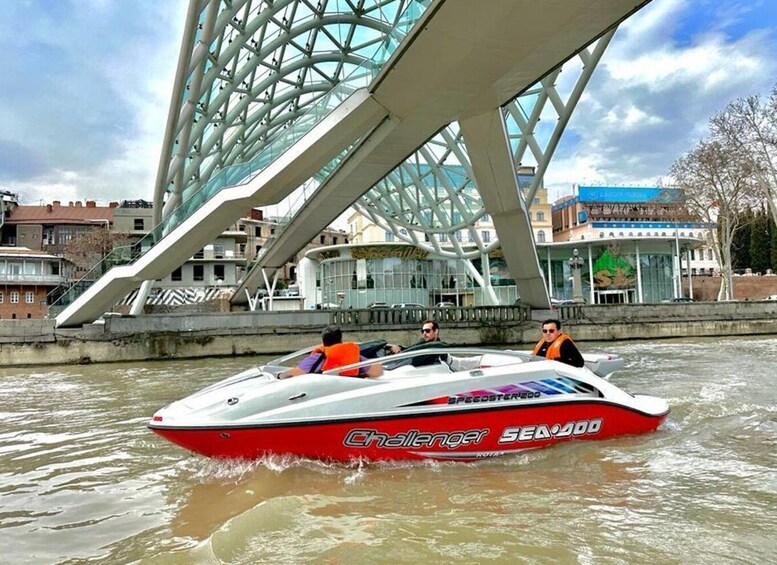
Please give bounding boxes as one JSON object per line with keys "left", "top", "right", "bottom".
{"left": 53, "top": 0, "right": 652, "bottom": 327}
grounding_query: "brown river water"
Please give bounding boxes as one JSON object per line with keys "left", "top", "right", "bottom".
{"left": 1, "top": 337, "right": 776, "bottom": 564}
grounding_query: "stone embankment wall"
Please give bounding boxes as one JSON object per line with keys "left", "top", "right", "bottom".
{"left": 1, "top": 302, "right": 776, "bottom": 366}
{"left": 686, "top": 276, "right": 777, "bottom": 301}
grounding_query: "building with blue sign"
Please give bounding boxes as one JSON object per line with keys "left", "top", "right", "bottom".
{"left": 549, "top": 185, "right": 716, "bottom": 303}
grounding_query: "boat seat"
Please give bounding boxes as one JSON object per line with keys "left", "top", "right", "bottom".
{"left": 447, "top": 355, "right": 483, "bottom": 372}
{"left": 385, "top": 361, "right": 453, "bottom": 378}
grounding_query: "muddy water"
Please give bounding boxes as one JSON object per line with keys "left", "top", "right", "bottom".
{"left": 0, "top": 337, "right": 775, "bottom": 564}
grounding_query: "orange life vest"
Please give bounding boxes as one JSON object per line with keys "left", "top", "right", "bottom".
{"left": 532, "top": 333, "right": 574, "bottom": 361}
{"left": 312, "top": 342, "right": 361, "bottom": 376}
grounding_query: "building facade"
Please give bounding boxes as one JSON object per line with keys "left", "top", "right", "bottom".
{"left": 0, "top": 247, "right": 72, "bottom": 319}
{"left": 299, "top": 236, "right": 697, "bottom": 309}
{"left": 552, "top": 186, "right": 717, "bottom": 276}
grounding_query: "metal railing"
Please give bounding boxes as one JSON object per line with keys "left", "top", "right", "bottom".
{"left": 329, "top": 305, "right": 532, "bottom": 327}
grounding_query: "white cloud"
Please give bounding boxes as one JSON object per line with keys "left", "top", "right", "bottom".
{"left": 0, "top": 1, "right": 187, "bottom": 204}
{"left": 546, "top": 0, "right": 777, "bottom": 199}
{"left": 1, "top": 0, "right": 775, "bottom": 213}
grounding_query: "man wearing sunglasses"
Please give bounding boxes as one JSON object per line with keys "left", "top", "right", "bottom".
{"left": 531, "top": 318, "right": 584, "bottom": 368}
{"left": 388, "top": 320, "right": 440, "bottom": 353}
{"left": 386, "top": 320, "right": 447, "bottom": 367}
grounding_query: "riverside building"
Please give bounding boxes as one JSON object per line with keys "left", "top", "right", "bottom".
{"left": 296, "top": 185, "right": 710, "bottom": 308}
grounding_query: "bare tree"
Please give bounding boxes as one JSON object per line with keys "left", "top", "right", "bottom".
{"left": 64, "top": 227, "right": 132, "bottom": 278}
{"left": 711, "top": 85, "right": 777, "bottom": 227}
{"left": 670, "top": 138, "right": 759, "bottom": 300}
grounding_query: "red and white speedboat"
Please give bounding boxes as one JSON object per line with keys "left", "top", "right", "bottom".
{"left": 148, "top": 343, "right": 668, "bottom": 462}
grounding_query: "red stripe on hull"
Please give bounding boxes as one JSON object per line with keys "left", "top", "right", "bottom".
{"left": 151, "top": 402, "right": 666, "bottom": 462}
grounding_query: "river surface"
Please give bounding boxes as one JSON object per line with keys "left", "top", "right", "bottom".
{"left": 1, "top": 337, "right": 776, "bottom": 564}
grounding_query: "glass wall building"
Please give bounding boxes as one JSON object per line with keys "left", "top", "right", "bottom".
{"left": 301, "top": 236, "right": 702, "bottom": 308}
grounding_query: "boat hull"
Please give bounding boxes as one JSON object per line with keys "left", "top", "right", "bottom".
{"left": 150, "top": 400, "right": 667, "bottom": 462}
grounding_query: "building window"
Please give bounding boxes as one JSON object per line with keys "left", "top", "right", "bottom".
{"left": 455, "top": 231, "right": 462, "bottom": 242}
{"left": 214, "top": 264, "right": 225, "bottom": 281}
{"left": 536, "top": 212, "right": 545, "bottom": 221}
{"left": 193, "top": 265, "right": 204, "bottom": 281}
{"left": 482, "top": 213, "right": 490, "bottom": 222}
{"left": 707, "top": 249, "right": 713, "bottom": 261}
{"left": 25, "top": 291, "right": 34, "bottom": 304}
{"left": 482, "top": 230, "right": 491, "bottom": 243}
{"left": 533, "top": 197, "right": 540, "bottom": 205}
{"left": 134, "top": 218, "right": 145, "bottom": 230}
{"left": 320, "top": 235, "right": 326, "bottom": 244}
{"left": 213, "top": 244, "right": 224, "bottom": 258}
{"left": 255, "top": 227, "right": 262, "bottom": 237}
{"left": 10, "top": 291, "right": 19, "bottom": 304}
{"left": 384, "top": 231, "right": 394, "bottom": 242}
{"left": 333, "top": 237, "right": 338, "bottom": 245}
{"left": 171, "top": 267, "right": 182, "bottom": 282}
{"left": 0, "top": 292, "right": 4, "bottom": 303}
{"left": 57, "top": 227, "right": 74, "bottom": 245}
{"left": 537, "top": 230, "right": 546, "bottom": 243}
{"left": 440, "top": 233, "right": 447, "bottom": 242}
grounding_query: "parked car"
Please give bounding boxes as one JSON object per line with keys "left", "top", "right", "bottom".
{"left": 662, "top": 297, "right": 694, "bottom": 303}
{"left": 368, "top": 301, "right": 389, "bottom": 309}
{"left": 766, "top": 295, "right": 777, "bottom": 301}
{"left": 435, "top": 301, "right": 456, "bottom": 308}
{"left": 391, "top": 303, "right": 425, "bottom": 309}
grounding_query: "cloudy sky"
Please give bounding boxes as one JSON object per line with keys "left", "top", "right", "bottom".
{"left": 0, "top": 0, "right": 775, "bottom": 206}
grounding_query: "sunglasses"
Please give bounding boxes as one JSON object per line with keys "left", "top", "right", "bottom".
{"left": 541, "top": 329, "right": 557, "bottom": 334}
{"left": 421, "top": 328, "right": 435, "bottom": 334}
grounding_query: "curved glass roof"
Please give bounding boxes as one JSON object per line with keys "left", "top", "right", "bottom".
{"left": 156, "top": 0, "right": 430, "bottom": 212}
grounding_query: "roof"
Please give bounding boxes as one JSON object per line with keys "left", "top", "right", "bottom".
{"left": 8, "top": 204, "right": 114, "bottom": 224}
{"left": 0, "top": 246, "right": 62, "bottom": 260}
{"left": 578, "top": 186, "right": 685, "bottom": 204}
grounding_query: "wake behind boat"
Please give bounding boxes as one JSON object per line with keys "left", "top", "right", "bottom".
{"left": 148, "top": 342, "right": 669, "bottom": 462}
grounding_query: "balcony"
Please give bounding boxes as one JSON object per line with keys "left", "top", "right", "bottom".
{"left": 190, "top": 250, "right": 247, "bottom": 261}
{"left": 0, "top": 273, "right": 67, "bottom": 285}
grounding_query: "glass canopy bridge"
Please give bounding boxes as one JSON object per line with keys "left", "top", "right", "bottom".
{"left": 51, "top": 0, "right": 429, "bottom": 326}
{"left": 53, "top": 0, "right": 653, "bottom": 327}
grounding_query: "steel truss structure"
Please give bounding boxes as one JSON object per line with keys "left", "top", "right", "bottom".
{"left": 155, "top": 0, "right": 615, "bottom": 263}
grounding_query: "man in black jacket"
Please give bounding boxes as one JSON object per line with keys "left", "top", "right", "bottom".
{"left": 387, "top": 320, "right": 448, "bottom": 367}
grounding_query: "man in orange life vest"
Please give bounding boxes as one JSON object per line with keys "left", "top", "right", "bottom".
{"left": 531, "top": 318, "right": 584, "bottom": 368}
{"left": 279, "top": 325, "right": 383, "bottom": 379}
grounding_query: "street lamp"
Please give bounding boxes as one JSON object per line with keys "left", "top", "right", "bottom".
{"left": 569, "top": 248, "right": 585, "bottom": 303}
